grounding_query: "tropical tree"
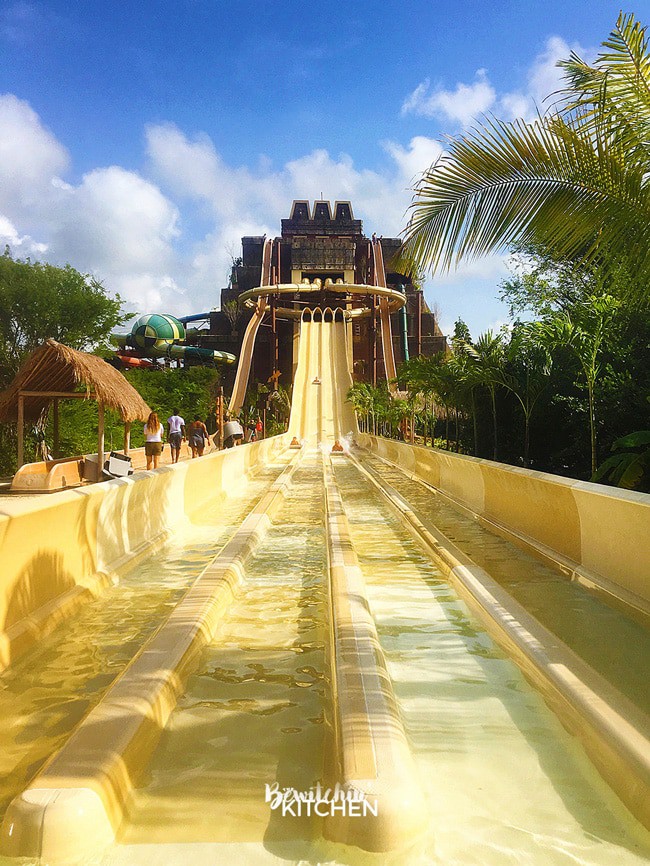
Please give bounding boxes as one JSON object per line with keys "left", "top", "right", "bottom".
{"left": 498, "top": 322, "right": 553, "bottom": 466}
{"left": 347, "top": 382, "right": 374, "bottom": 432}
{"left": 399, "top": 13, "right": 650, "bottom": 294}
{"left": 266, "top": 384, "right": 291, "bottom": 434}
{"left": 592, "top": 429, "right": 650, "bottom": 492}
{"left": 0, "top": 249, "right": 130, "bottom": 388}
{"left": 398, "top": 356, "right": 430, "bottom": 443}
{"left": 221, "top": 300, "right": 245, "bottom": 336}
{"left": 462, "top": 329, "right": 507, "bottom": 460}
{"left": 540, "top": 292, "right": 619, "bottom": 474}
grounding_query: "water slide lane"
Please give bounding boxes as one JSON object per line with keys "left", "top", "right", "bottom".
{"left": 320, "top": 319, "right": 332, "bottom": 441}
{"left": 288, "top": 317, "right": 311, "bottom": 441}
{"left": 119, "top": 457, "right": 328, "bottom": 852}
{"left": 228, "top": 237, "right": 273, "bottom": 416}
{"left": 288, "top": 318, "right": 358, "bottom": 445}
{"left": 326, "top": 320, "right": 339, "bottom": 441}
{"left": 288, "top": 319, "right": 321, "bottom": 444}
{"left": 332, "top": 458, "right": 650, "bottom": 866}
{"left": 333, "top": 320, "right": 358, "bottom": 440}
{"left": 0, "top": 458, "right": 290, "bottom": 822}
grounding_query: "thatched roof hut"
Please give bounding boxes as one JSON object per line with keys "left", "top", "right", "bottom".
{"left": 0, "top": 339, "right": 151, "bottom": 425}
{"left": 0, "top": 339, "right": 151, "bottom": 473}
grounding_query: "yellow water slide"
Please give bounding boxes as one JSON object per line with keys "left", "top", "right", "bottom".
{"left": 288, "top": 310, "right": 358, "bottom": 445}
{"left": 227, "top": 236, "right": 273, "bottom": 416}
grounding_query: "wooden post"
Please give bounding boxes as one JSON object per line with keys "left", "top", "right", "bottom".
{"left": 17, "top": 393, "right": 24, "bottom": 469}
{"left": 417, "top": 290, "right": 422, "bottom": 356}
{"left": 217, "top": 387, "right": 224, "bottom": 450}
{"left": 97, "top": 402, "right": 105, "bottom": 481}
{"left": 53, "top": 398, "right": 59, "bottom": 458}
{"left": 271, "top": 296, "right": 279, "bottom": 378}
{"left": 123, "top": 421, "right": 131, "bottom": 456}
{"left": 269, "top": 295, "right": 275, "bottom": 374}
{"left": 371, "top": 296, "right": 377, "bottom": 386}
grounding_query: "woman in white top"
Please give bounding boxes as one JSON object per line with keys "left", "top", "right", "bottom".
{"left": 144, "top": 411, "right": 164, "bottom": 470}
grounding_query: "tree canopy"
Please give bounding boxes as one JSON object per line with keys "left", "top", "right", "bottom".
{"left": 0, "top": 248, "right": 130, "bottom": 389}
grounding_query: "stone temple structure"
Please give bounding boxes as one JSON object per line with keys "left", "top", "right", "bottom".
{"left": 196, "top": 200, "right": 447, "bottom": 392}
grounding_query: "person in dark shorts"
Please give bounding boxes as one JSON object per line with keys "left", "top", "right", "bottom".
{"left": 187, "top": 415, "right": 210, "bottom": 458}
{"left": 144, "top": 411, "right": 164, "bottom": 470}
{"left": 167, "top": 409, "right": 186, "bottom": 464}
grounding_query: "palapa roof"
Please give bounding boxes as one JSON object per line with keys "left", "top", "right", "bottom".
{"left": 0, "top": 339, "right": 151, "bottom": 424}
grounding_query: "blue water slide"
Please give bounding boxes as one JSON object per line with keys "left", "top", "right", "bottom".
{"left": 177, "top": 312, "right": 212, "bottom": 324}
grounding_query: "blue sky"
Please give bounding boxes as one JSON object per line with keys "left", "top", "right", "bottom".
{"left": 0, "top": 0, "right": 633, "bottom": 336}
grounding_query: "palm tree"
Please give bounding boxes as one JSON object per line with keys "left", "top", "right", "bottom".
{"left": 463, "top": 330, "right": 506, "bottom": 460}
{"left": 498, "top": 322, "right": 553, "bottom": 466}
{"left": 347, "top": 383, "right": 373, "bottom": 432}
{"left": 398, "top": 356, "right": 429, "bottom": 443}
{"left": 400, "top": 13, "right": 650, "bottom": 291}
{"left": 540, "top": 292, "right": 620, "bottom": 474}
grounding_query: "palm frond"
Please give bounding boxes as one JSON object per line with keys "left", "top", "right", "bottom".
{"left": 399, "top": 112, "right": 650, "bottom": 279}
{"left": 558, "top": 13, "right": 650, "bottom": 161}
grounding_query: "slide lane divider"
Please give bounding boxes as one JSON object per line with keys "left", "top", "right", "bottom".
{"left": 322, "top": 453, "right": 428, "bottom": 853}
{"left": 350, "top": 452, "right": 650, "bottom": 833}
{"left": 1, "top": 449, "right": 303, "bottom": 864}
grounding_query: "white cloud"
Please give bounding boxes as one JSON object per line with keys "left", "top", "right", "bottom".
{"left": 528, "top": 36, "right": 576, "bottom": 107}
{"left": 383, "top": 136, "right": 443, "bottom": 183}
{"left": 401, "top": 70, "right": 496, "bottom": 127}
{"left": 0, "top": 213, "right": 47, "bottom": 253}
{"left": 112, "top": 273, "right": 183, "bottom": 312}
{"left": 184, "top": 220, "right": 272, "bottom": 310}
{"left": 431, "top": 253, "right": 510, "bottom": 286}
{"left": 0, "top": 94, "right": 69, "bottom": 216}
{"left": 146, "top": 123, "right": 287, "bottom": 224}
{"left": 499, "top": 92, "right": 532, "bottom": 122}
{"left": 146, "top": 125, "right": 435, "bottom": 243}
{"left": 499, "top": 36, "right": 587, "bottom": 121}
{"left": 50, "top": 166, "right": 180, "bottom": 274}
{"left": 402, "top": 36, "right": 593, "bottom": 128}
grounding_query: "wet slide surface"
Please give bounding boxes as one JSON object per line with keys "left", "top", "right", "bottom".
{"left": 288, "top": 318, "right": 358, "bottom": 445}
{"left": 107, "top": 454, "right": 329, "bottom": 863}
{"left": 0, "top": 460, "right": 288, "bottom": 821}
{"left": 90, "top": 451, "right": 650, "bottom": 865}
{"left": 362, "top": 453, "right": 650, "bottom": 718}
{"left": 333, "top": 457, "right": 650, "bottom": 866}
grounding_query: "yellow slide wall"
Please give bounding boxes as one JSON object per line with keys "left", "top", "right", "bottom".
{"left": 358, "top": 435, "right": 650, "bottom": 614}
{"left": 0, "top": 435, "right": 288, "bottom": 670}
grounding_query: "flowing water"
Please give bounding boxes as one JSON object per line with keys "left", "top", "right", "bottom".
{"left": 334, "top": 458, "right": 650, "bottom": 866}
{"left": 109, "top": 454, "right": 329, "bottom": 864}
{"left": 0, "top": 459, "right": 288, "bottom": 821}
{"left": 360, "top": 453, "right": 650, "bottom": 717}
{"left": 92, "top": 452, "right": 650, "bottom": 865}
